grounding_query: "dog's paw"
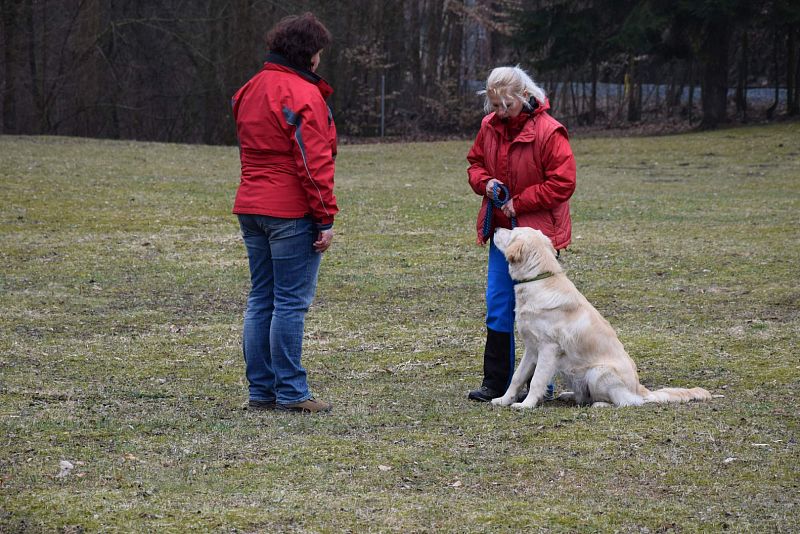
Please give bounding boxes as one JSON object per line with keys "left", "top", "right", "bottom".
{"left": 491, "top": 396, "right": 513, "bottom": 407}
{"left": 510, "top": 401, "right": 535, "bottom": 410}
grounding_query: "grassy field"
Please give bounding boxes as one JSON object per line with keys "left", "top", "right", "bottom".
{"left": 1, "top": 122, "right": 798, "bottom": 532}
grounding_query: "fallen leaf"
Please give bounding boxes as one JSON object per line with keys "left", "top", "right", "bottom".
{"left": 723, "top": 457, "right": 736, "bottom": 464}
{"left": 378, "top": 465, "right": 392, "bottom": 472}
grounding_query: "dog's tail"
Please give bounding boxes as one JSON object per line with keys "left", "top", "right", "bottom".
{"left": 639, "top": 385, "right": 712, "bottom": 404}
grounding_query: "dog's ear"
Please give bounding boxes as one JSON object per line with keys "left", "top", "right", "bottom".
{"left": 505, "top": 239, "right": 524, "bottom": 263}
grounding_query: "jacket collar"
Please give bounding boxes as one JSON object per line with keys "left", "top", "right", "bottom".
{"left": 488, "top": 98, "right": 551, "bottom": 143}
{"left": 263, "top": 52, "right": 334, "bottom": 99}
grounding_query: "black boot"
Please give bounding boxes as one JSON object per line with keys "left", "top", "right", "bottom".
{"left": 468, "top": 327, "right": 512, "bottom": 402}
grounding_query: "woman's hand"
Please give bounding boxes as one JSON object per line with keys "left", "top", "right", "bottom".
{"left": 501, "top": 199, "right": 515, "bottom": 218}
{"left": 314, "top": 229, "right": 334, "bottom": 253}
{"left": 485, "top": 179, "right": 502, "bottom": 198}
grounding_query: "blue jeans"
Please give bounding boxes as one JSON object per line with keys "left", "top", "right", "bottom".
{"left": 238, "top": 214, "right": 322, "bottom": 404}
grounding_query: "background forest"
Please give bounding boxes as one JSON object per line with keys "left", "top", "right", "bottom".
{"left": 2, "top": 0, "right": 799, "bottom": 144}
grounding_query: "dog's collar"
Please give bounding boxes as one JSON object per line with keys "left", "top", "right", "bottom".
{"left": 514, "top": 271, "right": 554, "bottom": 285}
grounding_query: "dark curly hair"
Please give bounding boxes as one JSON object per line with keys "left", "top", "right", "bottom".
{"left": 266, "top": 12, "right": 332, "bottom": 70}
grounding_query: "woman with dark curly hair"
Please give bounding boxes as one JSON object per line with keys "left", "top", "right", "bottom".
{"left": 231, "top": 12, "right": 337, "bottom": 413}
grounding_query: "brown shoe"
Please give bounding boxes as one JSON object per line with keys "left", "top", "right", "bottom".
{"left": 277, "top": 397, "right": 332, "bottom": 413}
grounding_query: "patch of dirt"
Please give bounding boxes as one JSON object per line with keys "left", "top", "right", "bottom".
{"left": 762, "top": 292, "right": 800, "bottom": 323}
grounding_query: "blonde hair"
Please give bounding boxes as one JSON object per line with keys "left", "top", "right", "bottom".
{"left": 478, "top": 65, "right": 546, "bottom": 114}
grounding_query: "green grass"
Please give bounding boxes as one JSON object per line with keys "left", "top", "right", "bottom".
{"left": 1, "top": 123, "right": 798, "bottom": 532}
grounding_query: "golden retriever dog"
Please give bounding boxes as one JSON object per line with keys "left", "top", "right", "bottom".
{"left": 490, "top": 227, "right": 711, "bottom": 409}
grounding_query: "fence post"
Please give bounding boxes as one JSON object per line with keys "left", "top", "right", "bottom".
{"left": 380, "top": 74, "right": 385, "bottom": 138}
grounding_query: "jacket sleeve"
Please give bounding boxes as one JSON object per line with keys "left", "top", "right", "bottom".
{"left": 283, "top": 95, "right": 339, "bottom": 229}
{"left": 467, "top": 127, "right": 492, "bottom": 196}
{"left": 513, "top": 128, "right": 576, "bottom": 213}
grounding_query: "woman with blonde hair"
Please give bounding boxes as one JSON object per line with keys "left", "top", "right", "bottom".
{"left": 466, "top": 66, "right": 577, "bottom": 402}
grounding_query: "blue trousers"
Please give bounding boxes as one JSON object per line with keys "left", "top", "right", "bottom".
{"left": 485, "top": 239, "right": 516, "bottom": 386}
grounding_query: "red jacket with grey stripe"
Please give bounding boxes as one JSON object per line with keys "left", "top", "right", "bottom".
{"left": 232, "top": 54, "right": 338, "bottom": 229}
{"left": 467, "top": 99, "right": 576, "bottom": 249}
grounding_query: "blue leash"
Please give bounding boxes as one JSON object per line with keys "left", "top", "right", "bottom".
{"left": 482, "top": 182, "right": 517, "bottom": 241}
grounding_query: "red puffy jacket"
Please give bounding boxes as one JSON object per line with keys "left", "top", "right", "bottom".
{"left": 232, "top": 54, "right": 338, "bottom": 229}
{"left": 467, "top": 99, "right": 576, "bottom": 249}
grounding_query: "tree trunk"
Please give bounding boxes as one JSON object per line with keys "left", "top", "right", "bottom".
{"left": 687, "top": 59, "right": 695, "bottom": 123}
{"left": 569, "top": 80, "right": 577, "bottom": 122}
{"left": 461, "top": 0, "right": 476, "bottom": 95}
{"left": 668, "top": 61, "right": 684, "bottom": 117}
{"left": 626, "top": 54, "right": 640, "bottom": 122}
{"left": 559, "top": 72, "right": 570, "bottom": 117}
{"left": 1, "top": 0, "right": 18, "bottom": 132}
{"left": 735, "top": 30, "right": 748, "bottom": 121}
{"left": 406, "top": 0, "right": 422, "bottom": 101}
{"left": 767, "top": 28, "right": 779, "bottom": 119}
{"left": 589, "top": 56, "right": 597, "bottom": 124}
{"left": 25, "top": 0, "right": 42, "bottom": 133}
{"left": 654, "top": 76, "right": 660, "bottom": 113}
{"left": 103, "top": 2, "right": 120, "bottom": 138}
{"left": 788, "top": 25, "right": 798, "bottom": 115}
{"left": 795, "top": 37, "right": 800, "bottom": 116}
{"left": 201, "top": 1, "right": 220, "bottom": 145}
{"left": 637, "top": 79, "right": 643, "bottom": 119}
{"left": 698, "top": 16, "right": 731, "bottom": 129}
